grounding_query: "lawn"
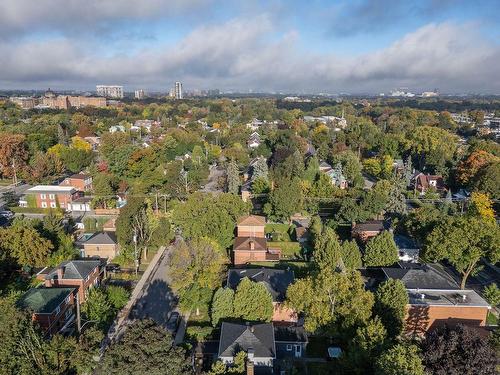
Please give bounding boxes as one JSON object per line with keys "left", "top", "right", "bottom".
{"left": 268, "top": 241, "right": 302, "bottom": 259}
{"left": 265, "top": 223, "right": 294, "bottom": 241}
{"left": 486, "top": 311, "right": 498, "bottom": 325}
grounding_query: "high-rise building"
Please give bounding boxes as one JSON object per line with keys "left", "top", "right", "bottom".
{"left": 134, "top": 89, "right": 145, "bottom": 99}
{"left": 174, "top": 82, "right": 183, "bottom": 99}
{"left": 96, "top": 85, "right": 124, "bottom": 99}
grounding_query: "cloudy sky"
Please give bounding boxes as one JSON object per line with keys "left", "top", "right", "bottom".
{"left": 0, "top": 0, "right": 499, "bottom": 94}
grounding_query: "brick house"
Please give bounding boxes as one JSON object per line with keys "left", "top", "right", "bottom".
{"left": 38, "top": 260, "right": 104, "bottom": 303}
{"left": 60, "top": 173, "right": 93, "bottom": 192}
{"left": 17, "top": 287, "right": 76, "bottom": 336}
{"left": 351, "top": 220, "right": 387, "bottom": 242}
{"left": 20, "top": 185, "right": 82, "bottom": 211}
{"left": 82, "top": 232, "right": 119, "bottom": 260}
{"left": 227, "top": 268, "right": 298, "bottom": 323}
{"left": 382, "top": 263, "right": 490, "bottom": 335}
{"left": 233, "top": 215, "right": 281, "bottom": 265}
{"left": 411, "top": 173, "right": 446, "bottom": 195}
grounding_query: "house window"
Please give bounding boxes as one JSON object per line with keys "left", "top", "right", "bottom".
{"left": 40, "top": 193, "right": 46, "bottom": 199}
{"left": 49, "top": 194, "right": 55, "bottom": 200}
{"left": 65, "top": 295, "right": 71, "bottom": 304}
{"left": 54, "top": 306, "right": 60, "bottom": 315}
{"left": 286, "top": 344, "right": 292, "bottom": 351}
{"left": 41, "top": 202, "right": 47, "bottom": 208}
{"left": 50, "top": 202, "right": 56, "bottom": 208}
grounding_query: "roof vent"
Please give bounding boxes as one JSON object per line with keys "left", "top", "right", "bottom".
{"left": 462, "top": 294, "right": 467, "bottom": 302}
{"left": 420, "top": 293, "right": 425, "bottom": 300}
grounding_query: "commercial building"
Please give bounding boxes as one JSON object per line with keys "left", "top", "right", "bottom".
{"left": 175, "top": 82, "right": 183, "bottom": 99}
{"left": 96, "top": 85, "right": 124, "bottom": 99}
{"left": 134, "top": 89, "right": 145, "bottom": 99}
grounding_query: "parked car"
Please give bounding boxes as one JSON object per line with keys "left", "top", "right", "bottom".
{"left": 0, "top": 210, "right": 14, "bottom": 219}
{"left": 166, "top": 311, "right": 180, "bottom": 333}
{"left": 106, "top": 263, "right": 121, "bottom": 273}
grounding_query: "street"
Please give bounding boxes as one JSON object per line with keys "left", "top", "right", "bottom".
{"left": 0, "top": 183, "right": 31, "bottom": 209}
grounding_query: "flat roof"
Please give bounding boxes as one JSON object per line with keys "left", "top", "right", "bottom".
{"left": 408, "top": 289, "right": 490, "bottom": 308}
{"left": 27, "top": 185, "right": 76, "bottom": 193}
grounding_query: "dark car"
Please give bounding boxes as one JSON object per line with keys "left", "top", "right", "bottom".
{"left": 106, "top": 263, "right": 121, "bottom": 273}
{"left": 166, "top": 311, "right": 180, "bottom": 333}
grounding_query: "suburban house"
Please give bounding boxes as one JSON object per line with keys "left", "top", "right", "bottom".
{"left": 233, "top": 215, "right": 281, "bottom": 265}
{"left": 217, "top": 322, "right": 307, "bottom": 373}
{"left": 247, "top": 132, "right": 261, "bottom": 148}
{"left": 83, "top": 136, "right": 100, "bottom": 151}
{"left": 59, "top": 173, "right": 93, "bottom": 192}
{"left": 241, "top": 157, "right": 268, "bottom": 202}
{"left": 394, "top": 234, "right": 420, "bottom": 262}
{"left": 19, "top": 185, "right": 83, "bottom": 210}
{"left": 82, "top": 232, "right": 119, "bottom": 260}
{"left": 68, "top": 196, "right": 92, "bottom": 212}
{"left": 381, "top": 263, "right": 490, "bottom": 335}
{"left": 227, "top": 268, "right": 298, "bottom": 323}
{"left": 351, "top": 220, "right": 387, "bottom": 242}
{"left": 17, "top": 287, "right": 76, "bottom": 336}
{"left": 411, "top": 173, "right": 446, "bottom": 194}
{"left": 38, "top": 259, "right": 104, "bottom": 303}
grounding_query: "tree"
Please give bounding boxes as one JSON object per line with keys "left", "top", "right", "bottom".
{"left": 211, "top": 287, "right": 235, "bottom": 326}
{"left": 483, "top": 283, "right": 500, "bottom": 307}
{"left": 82, "top": 288, "right": 114, "bottom": 328}
{"left": 423, "top": 216, "right": 500, "bottom": 289}
{"left": 456, "top": 150, "right": 498, "bottom": 185}
{"left": 251, "top": 176, "right": 270, "bottom": 194}
{"left": 252, "top": 157, "right": 268, "bottom": 180}
{"left": 71, "top": 326, "right": 104, "bottom": 375}
{"left": 0, "top": 133, "right": 29, "bottom": 179}
{"left": 374, "top": 279, "right": 409, "bottom": 338}
{"left": 472, "top": 161, "right": 500, "bottom": 199}
{"left": 363, "top": 231, "right": 399, "bottom": 267}
{"left": 313, "top": 227, "right": 342, "bottom": 271}
{"left": 209, "top": 351, "right": 247, "bottom": 375}
{"left": 340, "top": 240, "right": 362, "bottom": 270}
{"left": 375, "top": 344, "right": 424, "bottom": 375}
{"left": 178, "top": 285, "right": 213, "bottom": 316}
{"left": 467, "top": 192, "right": 495, "bottom": 222}
{"left": 172, "top": 193, "right": 250, "bottom": 249}
{"left": 169, "top": 238, "right": 228, "bottom": 293}
{"left": 386, "top": 174, "right": 407, "bottom": 216}
{"left": 233, "top": 278, "right": 273, "bottom": 322}
{"left": 60, "top": 147, "right": 94, "bottom": 173}
{"left": 226, "top": 160, "right": 240, "bottom": 194}
{"left": 0, "top": 226, "right": 53, "bottom": 267}
{"left": 421, "top": 324, "right": 498, "bottom": 375}
{"left": 286, "top": 270, "right": 374, "bottom": 334}
{"left": 99, "top": 319, "right": 191, "bottom": 375}
{"left": 106, "top": 285, "right": 130, "bottom": 310}
{"left": 409, "top": 126, "right": 457, "bottom": 170}
{"left": 264, "top": 178, "right": 303, "bottom": 222}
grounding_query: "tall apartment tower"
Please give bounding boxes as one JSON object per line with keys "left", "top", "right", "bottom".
{"left": 174, "top": 82, "right": 183, "bottom": 99}
{"left": 96, "top": 85, "right": 124, "bottom": 99}
{"left": 134, "top": 89, "right": 145, "bottom": 99}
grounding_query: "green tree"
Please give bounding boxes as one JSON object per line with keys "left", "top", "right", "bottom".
{"left": 252, "top": 157, "right": 268, "bottom": 180}
{"left": 0, "top": 226, "right": 53, "bottom": 267}
{"left": 313, "top": 227, "right": 342, "bottom": 271}
{"left": 264, "top": 178, "right": 303, "bottom": 222}
{"left": 374, "top": 279, "right": 409, "bottom": 338}
{"left": 82, "top": 288, "right": 114, "bottom": 328}
{"left": 178, "top": 285, "right": 213, "bottom": 317}
{"left": 99, "top": 319, "right": 191, "bottom": 375}
{"left": 483, "top": 283, "right": 500, "bottom": 307}
{"left": 340, "top": 240, "right": 362, "bottom": 270}
{"left": 423, "top": 216, "right": 500, "bottom": 289}
{"left": 71, "top": 326, "right": 104, "bottom": 375}
{"left": 211, "top": 287, "right": 235, "bottom": 327}
{"left": 226, "top": 160, "right": 240, "bottom": 194}
{"left": 363, "top": 231, "right": 399, "bottom": 267}
{"left": 375, "top": 344, "right": 424, "bottom": 375}
{"left": 472, "top": 162, "right": 500, "bottom": 199}
{"left": 286, "top": 270, "right": 374, "bottom": 334}
{"left": 233, "top": 278, "right": 274, "bottom": 322}
{"left": 251, "top": 176, "right": 270, "bottom": 194}
{"left": 106, "top": 285, "right": 130, "bottom": 310}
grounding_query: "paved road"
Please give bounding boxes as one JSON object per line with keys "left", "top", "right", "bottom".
{"left": 0, "top": 183, "right": 31, "bottom": 209}
{"left": 200, "top": 165, "right": 224, "bottom": 193}
{"left": 130, "top": 247, "right": 178, "bottom": 326}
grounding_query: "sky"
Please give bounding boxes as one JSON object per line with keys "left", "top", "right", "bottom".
{"left": 0, "top": 0, "right": 499, "bottom": 94}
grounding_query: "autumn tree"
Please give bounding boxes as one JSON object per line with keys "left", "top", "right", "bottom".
{"left": 423, "top": 216, "right": 500, "bottom": 289}
{"left": 456, "top": 150, "right": 498, "bottom": 185}
{"left": 363, "top": 231, "right": 399, "bottom": 267}
{"left": 286, "top": 269, "right": 374, "bottom": 334}
{"left": 467, "top": 192, "right": 495, "bottom": 222}
{"left": 0, "top": 133, "right": 29, "bottom": 179}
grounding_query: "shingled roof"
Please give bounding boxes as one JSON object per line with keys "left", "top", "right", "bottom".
{"left": 233, "top": 237, "right": 267, "bottom": 251}
{"left": 46, "top": 260, "right": 101, "bottom": 280}
{"left": 382, "top": 264, "right": 459, "bottom": 290}
{"left": 84, "top": 231, "right": 117, "bottom": 245}
{"left": 227, "top": 268, "right": 294, "bottom": 302}
{"left": 18, "top": 287, "right": 74, "bottom": 314}
{"left": 218, "top": 322, "right": 276, "bottom": 358}
{"left": 237, "top": 215, "right": 266, "bottom": 226}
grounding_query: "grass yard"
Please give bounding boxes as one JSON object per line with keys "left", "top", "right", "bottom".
{"left": 265, "top": 223, "right": 294, "bottom": 241}
{"left": 268, "top": 241, "right": 302, "bottom": 259}
{"left": 486, "top": 311, "right": 498, "bottom": 325}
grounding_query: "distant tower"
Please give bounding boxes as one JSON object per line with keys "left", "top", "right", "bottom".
{"left": 174, "top": 82, "right": 183, "bottom": 99}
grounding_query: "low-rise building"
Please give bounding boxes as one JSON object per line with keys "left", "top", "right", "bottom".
{"left": 351, "top": 220, "right": 387, "bottom": 242}
{"left": 38, "top": 259, "right": 104, "bottom": 303}
{"left": 227, "top": 268, "right": 297, "bottom": 323}
{"left": 20, "top": 185, "right": 82, "bottom": 211}
{"left": 247, "top": 132, "right": 261, "bottom": 148}
{"left": 17, "top": 287, "right": 76, "bottom": 336}
{"left": 60, "top": 173, "right": 93, "bottom": 192}
{"left": 82, "top": 232, "right": 119, "bottom": 260}
{"left": 411, "top": 173, "right": 446, "bottom": 195}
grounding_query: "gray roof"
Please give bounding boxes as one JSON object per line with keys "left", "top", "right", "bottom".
{"left": 227, "top": 268, "right": 294, "bottom": 302}
{"left": 274, "top": 326, "right": 307, "bottom": 343}
{"left": 46, "top": 260, "right": 101, "bottom": 280}
{"left": 408, "top": 289, "right": 490, "bottom": 307}
{"left": 382, "top": 264, "right": 459, "bottom": 290}
{"left": 219, "top": 322, "right": 275, "bottom": 358}
{"left": 84, "top": 231, "right": 117, "bottom": 245}
{"left": 18, "top": 287, "right": 75, "bottom": 314}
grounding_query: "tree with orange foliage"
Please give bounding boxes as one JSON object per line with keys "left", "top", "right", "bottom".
{"left": 0, "top": 133, "right": 29, "bottom": 179}
{"left": 456, "top": 150, "right": 498, "bottom": 185}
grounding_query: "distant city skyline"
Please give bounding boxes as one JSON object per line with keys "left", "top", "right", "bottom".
{"left": 0, "top": 0, "right": 499, "bottom": 93}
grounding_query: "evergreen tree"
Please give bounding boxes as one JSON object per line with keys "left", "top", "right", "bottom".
{"left": 211, "top": 287, "right": 235, "bottom": 326}
{"left": 313, "top": 227, "right": 343, "bottom": 271}
{"left": 252, "top": 157, "right": 268, "bottom": 181}
{"left": 340, "top": 240, "right": 363, "bottom": 270}
{"left": 226, "top": 160, "right": 240, "bottom": 194}
{"left": 363, "top": 231, "right": 399, "bottom": 267}
{"left": 233, "top": 278, "right": 273, "bottom": 322}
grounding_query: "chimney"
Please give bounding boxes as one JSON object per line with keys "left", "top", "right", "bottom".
{"left": 420, "top": 293, "right": 425, "bottom": 300}
{"left": 57, "top": 266, "right": 64, "bottom": 280}
{"left": 246, "top": 357, "right": 254, "bottom": 375}
{"left": 249, "top": 240, "right": 254, "bottom": 250}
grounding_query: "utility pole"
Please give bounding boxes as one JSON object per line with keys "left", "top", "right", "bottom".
{"left": 11, "top": 159, "right": 17, "bottom": 185}
{"left": 76, "top": 292, "right": 81, "bottom": 333}
{"left": 133, "top": 229, "right": 139, "bottom": 276}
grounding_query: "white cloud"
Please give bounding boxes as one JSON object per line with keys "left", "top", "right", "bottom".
{"left": 0, "top": 20, "right": 498, "bottom": 93}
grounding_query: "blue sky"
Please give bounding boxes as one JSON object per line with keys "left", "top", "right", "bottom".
{"left": 0, "top": 0, "right": 499, "bottom": 93}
